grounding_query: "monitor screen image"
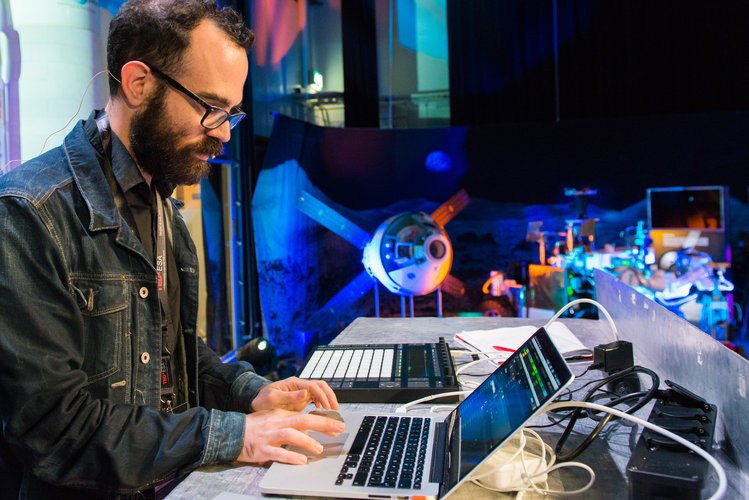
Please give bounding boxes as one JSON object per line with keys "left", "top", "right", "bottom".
{"left": 647, "top": 186, "right": 725, "bottom": 230}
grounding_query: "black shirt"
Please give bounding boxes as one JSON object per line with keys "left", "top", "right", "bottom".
{"left": 109, "top": 132, "right": 187, "bottom": 411}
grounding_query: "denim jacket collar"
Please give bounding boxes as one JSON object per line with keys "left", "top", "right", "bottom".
{"left": 63, "top": 110, "right": 121, "bottom": 233}
{"left": 63, "top": 110, "right": 185, "bottom": 249}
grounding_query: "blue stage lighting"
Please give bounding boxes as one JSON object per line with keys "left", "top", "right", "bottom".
{"left": 425, "top": 150, "right": 451, "bottom": 172}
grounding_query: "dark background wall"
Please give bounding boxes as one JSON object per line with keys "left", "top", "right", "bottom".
{"left": 447, "top": 0, "right": 749, "bottom": 124}
{"left": 443, "top": 0, "right": 749, "bottom": 207}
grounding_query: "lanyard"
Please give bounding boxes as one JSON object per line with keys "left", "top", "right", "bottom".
{"left": 155, "top": 191, "right": 169, "bottom": 327}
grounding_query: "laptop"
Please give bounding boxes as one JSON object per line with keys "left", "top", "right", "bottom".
{"left": 260, "top": 327, "right": 574, "bottom": 500}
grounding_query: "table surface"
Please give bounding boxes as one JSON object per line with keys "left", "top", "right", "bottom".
{"left": 166, "top": 317, "right": 745, "bottom": 500}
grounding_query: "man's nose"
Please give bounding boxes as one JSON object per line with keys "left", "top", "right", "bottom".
{"left": 206, "top": 121, "right": 232, "bottom": 143}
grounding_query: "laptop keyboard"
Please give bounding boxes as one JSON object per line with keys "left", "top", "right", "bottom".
{"left": 336, "top": 415, "right": 431, "bottom": 489}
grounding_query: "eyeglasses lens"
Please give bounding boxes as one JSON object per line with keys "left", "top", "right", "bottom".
{"left": 202, "top": 110, "right": 246, "bottom": 130}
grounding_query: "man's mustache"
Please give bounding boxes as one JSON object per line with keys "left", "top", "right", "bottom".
{"left": 198, "top": 138, "right": 224, "bottom": 159}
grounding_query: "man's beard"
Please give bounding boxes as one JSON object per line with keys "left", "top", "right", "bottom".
{"left": 129, "top": 86, "right": 224, "bottom": 196}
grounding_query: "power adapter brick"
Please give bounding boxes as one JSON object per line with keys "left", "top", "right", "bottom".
{"left": 594, "top": 340, "right": 640, "bottom": 395}
{"left": 593, "top": 340, "right": 634, "bottom": 373}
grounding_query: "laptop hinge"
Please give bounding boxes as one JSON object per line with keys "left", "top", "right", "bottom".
{"left": 431, "top": 421, "right": 451, "bottom": 495}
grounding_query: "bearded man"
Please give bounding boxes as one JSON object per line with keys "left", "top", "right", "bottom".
{"left": 0, "top": 1, "right": 341, "bottom": 498}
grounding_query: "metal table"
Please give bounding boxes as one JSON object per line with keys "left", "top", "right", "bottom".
{"left": 167, "top": 273, "right": 749, "bottom": 499}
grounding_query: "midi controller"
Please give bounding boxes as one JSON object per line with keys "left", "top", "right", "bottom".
{"left": 298, "top": 338, "right": 458, "bottom": 403}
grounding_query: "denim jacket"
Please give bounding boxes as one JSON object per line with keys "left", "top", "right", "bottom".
{"left": 0, "top": 111, "right": 269, "bottom": 498}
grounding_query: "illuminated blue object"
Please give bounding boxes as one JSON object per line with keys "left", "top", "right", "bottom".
{"left": 425, "top": 150, "right": 451, "bottom": 172}
{"left": 396, "top": 0, "right": 448, "bottom": 60}
{"left": 297, "top": 190, "right": 456, "bottom": 298}
{"left": 307, "top": 270, "right": 375, "bottom": 334}
{"left": 295, "top": 191, "right": 370, "bottom": 249}
{"left": 294, "top": 329, "right": 320, "bottom": 361}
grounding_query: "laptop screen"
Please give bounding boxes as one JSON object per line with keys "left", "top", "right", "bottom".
{"left": 442, "top": 327, "right": 573, "bottom": 493}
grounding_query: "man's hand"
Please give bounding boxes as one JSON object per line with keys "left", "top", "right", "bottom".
{"left": 237, "top": 409, "right": 345, "bottom": 464}
{"left": 251, "top": 377, "right": 339, "bottom": 412}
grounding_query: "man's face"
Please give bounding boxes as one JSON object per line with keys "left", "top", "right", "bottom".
{"left": 129, "top": 84, "right": 223, "bottom": 195}
{"left": 129, "top": 19, "right": 249, "bottom": 195}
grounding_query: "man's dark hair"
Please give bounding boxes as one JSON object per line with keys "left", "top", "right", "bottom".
{"left": 107, "top": 0, "right": 254, "bottom": 97}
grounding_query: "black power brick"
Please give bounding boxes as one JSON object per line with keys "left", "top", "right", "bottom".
{"left": 626, "top": 381, "right": 717, "bottom": 500}
{"left": 594, "top": 340, "right": 634, "bottom": 372}
{"left": 594, "top": 340, "right": 641, "bottom": 395}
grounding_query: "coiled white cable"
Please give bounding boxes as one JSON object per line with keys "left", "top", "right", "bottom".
{"left": 470, "top": 427, "right": 595, "bottom": 497}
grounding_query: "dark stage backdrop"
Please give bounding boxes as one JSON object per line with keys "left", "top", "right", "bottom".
{"left": 448, "top": 0, "right": 749, "bottom": 125}
{"left": 251, "top": 115, "right": 749, "bottom": 355}
{"left": 262, "top": 112, "right": 749, "bottom": 211}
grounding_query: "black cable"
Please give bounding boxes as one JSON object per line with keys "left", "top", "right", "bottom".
{"left": 554, "top": 366, "right": 660, "bottom": 462}
{"left": 532, "top": 365, "right": 611, "bottom": 429}
{"left": 574, "top": 362, "right": 601, "bottom": 379}
{"left": 585, "top": 391, "right": 649, "bottom": 421}
{"left": 545, "top": 374, "right": 612, "bottom": 418}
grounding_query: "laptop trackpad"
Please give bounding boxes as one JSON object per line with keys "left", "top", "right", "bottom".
{"left": 286, "top": 431, "right": 349, "bottom": 462}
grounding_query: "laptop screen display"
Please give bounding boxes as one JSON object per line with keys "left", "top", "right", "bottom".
{"left": 444, "top": 327, "right": 573, "bottom": 490}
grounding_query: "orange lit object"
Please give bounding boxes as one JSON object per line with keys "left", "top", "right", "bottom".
{"left": 252, "top": 0, "right": 306, "bottom": 68}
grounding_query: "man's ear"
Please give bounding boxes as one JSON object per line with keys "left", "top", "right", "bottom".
{"left": 118, "top": 61, "right": 154, "bottom": 106}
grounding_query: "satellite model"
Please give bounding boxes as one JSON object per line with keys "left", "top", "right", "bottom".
{"left": 296, "top": 189, "right": 470, "bottom": 328}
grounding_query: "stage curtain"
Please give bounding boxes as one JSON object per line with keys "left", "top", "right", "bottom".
{"left": 448, "top": 0, "right": 749, "bottom": 126}
{"left": 342, "top": 0, "right": 380, "bottom": 127}
{"left": 447, "top": 0, "right": 557, "bottom": 126}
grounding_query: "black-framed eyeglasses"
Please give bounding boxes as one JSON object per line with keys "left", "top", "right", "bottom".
{"left": 147, "top": 65, "right": 245, "bottom": 130}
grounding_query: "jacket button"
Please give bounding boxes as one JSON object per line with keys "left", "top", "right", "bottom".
{"left": 140, "top": 352, "right": 150, "bottom": 364}
{"left": 139, "top": 287, "right": 149, "bottom": 298}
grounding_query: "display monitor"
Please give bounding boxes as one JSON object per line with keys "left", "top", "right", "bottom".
{"left": 647, "top": 186, "right": 726, "bottom": 230}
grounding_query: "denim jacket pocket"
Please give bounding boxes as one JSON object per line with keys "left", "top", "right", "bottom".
{"left": 71, "top": 276, "right": 128, "bottom": 384}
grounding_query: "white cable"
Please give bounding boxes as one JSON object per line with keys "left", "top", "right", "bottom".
{"left": 455, "top": 354, "right": 508, "bottom": 388}
{"left": 544, "top": 298, "right": 619, "bottom": 341}
{"left": 395, "top": 390, "right": 470, "bottom": 414}
{"left": 2, "top": 69, "right": 109, "bottom": 174}
{"left": 38, "top": 69, "right": 109, "bottom": 155}
{"left": 544, "top": 401, "right": 727, "bottom": 500}
{"left": 470, "top": 427, "right": 596, "bottom": 496}
{"left": 398, "top": 352, "right": 507, "bottom": 411}
{"left": 453, "top": 350, "right": 511, "bottom": 357}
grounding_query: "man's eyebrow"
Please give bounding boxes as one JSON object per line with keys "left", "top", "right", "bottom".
{"left": 198, "top": 91, "right": 242, "bottom": 109}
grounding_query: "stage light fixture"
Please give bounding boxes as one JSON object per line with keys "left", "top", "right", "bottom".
{"left": 237, "top": 337, "right": 276, "bottom": 372}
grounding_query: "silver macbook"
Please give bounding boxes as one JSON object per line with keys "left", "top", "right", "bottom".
{"left": 260, "top": 327, "right": 574, "bottom": 500}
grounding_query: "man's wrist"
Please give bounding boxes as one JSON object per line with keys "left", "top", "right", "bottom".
{"left": 230, "top": 370, "right": 272, "bottom": 412}
{"left": 200, "top": 409, "right": 246, "bottom": 465}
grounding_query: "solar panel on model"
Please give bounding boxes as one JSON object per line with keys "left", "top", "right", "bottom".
{"left": 298, "top": 338, "right": 458, "bottom": 403}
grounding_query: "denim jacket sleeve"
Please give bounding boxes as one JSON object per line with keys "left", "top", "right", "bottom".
{"left": 197, "top": 339, "right": 272, "bottom": 412}
{"left": 0, "top": 193, "right": 246, "bottom": 492}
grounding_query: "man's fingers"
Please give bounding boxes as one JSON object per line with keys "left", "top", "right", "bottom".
{"left": 271, "top": 426, "right": 327, "bottom": 457}
{"left": 239, "top": 409, "right": 346, "bottom": 464}
{"left": 267, "top": 446, "right": 310, "bottom": 465}
{"left": 306, "top": 381, "right": 339, "bottom": 410}
{"left": 260, "top": 388, "right": 308, "bottom": 411}
{"left": 287, "top": 412, "right": 345, "bottom": 436}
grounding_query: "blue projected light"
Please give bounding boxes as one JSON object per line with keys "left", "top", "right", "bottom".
{"left": 397, "top": 0, "right": 448, "bottom": 60}
{"left": 425, "top": 150, "right": 451, "bottom": 172}
{"left": 99, "top": 0, "right": 128, "bottom": 15}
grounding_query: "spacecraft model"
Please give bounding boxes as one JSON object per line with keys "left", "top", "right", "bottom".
{"left": 296, "top": 189, "right": 469, "bottom": 328}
